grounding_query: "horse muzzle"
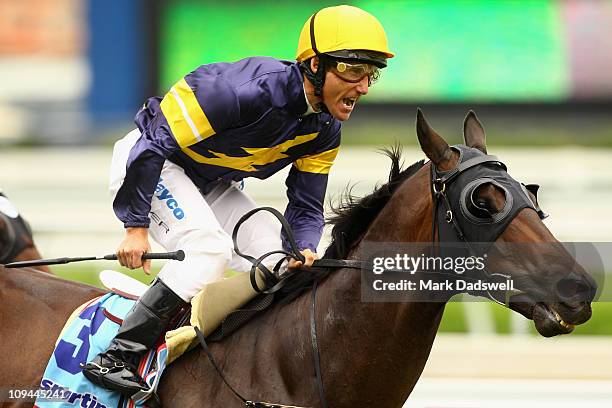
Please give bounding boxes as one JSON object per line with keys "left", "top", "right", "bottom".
{"left": 508, "top": 293, "right": 593, "bottom": 337}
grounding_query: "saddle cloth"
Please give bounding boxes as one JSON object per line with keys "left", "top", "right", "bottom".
{"left": 35, "top": 270, "right": 266, "bottom": 407}
{"left": 35, "top": 293, "right": 168, "bottom": 408}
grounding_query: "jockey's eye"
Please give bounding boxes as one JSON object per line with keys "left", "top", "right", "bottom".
{"left": 332, "top": 61, "right": 380, "bottom": 86}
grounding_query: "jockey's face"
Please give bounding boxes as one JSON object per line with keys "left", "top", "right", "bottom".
{"left": 309, "top": 57, "right": 370, "bottom": 121}
{"left": 322, "top": 66, "right": 369, "bottom": 121}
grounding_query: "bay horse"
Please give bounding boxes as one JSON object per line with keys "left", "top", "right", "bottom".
{"left": 0, "top": 110, "right": 596, "bottom": 408}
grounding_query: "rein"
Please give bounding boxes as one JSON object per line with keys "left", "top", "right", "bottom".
{"left": 232, "top": 206, "right": 364, "bottom": 296}
{"left": 195, "top": 206, "right": 357, "bottom": 408}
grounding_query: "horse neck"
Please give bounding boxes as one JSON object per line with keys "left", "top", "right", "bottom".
{"left": 165, "top": 167, "right": 444, "bottom": 407}
{"left": 363, "top": 163, "right": 434, "bottom": 243}
{"left": 316, "top": 165, "right": 446, "bottom": 406}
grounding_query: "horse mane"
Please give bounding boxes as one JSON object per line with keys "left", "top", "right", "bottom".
{"left": 277, "top": 145, "right": 426, "bottom": 303}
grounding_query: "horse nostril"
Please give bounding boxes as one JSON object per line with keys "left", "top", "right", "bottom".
{"left": 556, "top": 278, "right": 593, "bottom": 302}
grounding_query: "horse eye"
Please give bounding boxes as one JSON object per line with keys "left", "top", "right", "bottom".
{"left": 475, "top": 198, "right": 488, "bottom": 209}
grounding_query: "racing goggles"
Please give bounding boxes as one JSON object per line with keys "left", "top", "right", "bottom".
{"left": 330, "top": 60, "right": 381, "bottom": 85}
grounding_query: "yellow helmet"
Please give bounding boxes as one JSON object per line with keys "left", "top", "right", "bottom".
{"left": 296, "top": 5, "right": 394, "bottom": 68}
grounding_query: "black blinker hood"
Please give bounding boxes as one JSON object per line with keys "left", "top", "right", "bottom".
{"left": 434, "top": 145, "right": 542, "bottom": 246}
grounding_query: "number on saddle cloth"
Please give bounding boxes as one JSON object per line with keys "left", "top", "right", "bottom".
{"left": 35, "top": 293, "right": 170, "bottom": 408}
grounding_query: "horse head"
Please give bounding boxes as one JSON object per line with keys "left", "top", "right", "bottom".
{"left": 414, "top": 108, "right": 597, "bottom": 337}
{"left": 0, "top": 193, "right": 50, "bottom": 273}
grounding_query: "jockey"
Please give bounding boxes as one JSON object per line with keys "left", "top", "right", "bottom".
{"left": 82, "top": 4, "right": 393, "bottom": 397}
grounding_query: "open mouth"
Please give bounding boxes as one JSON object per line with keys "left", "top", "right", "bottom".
{"left": 533, "top": 303, "right": 575, "bottom": 336}
{"left": 342, "top": 97, "right": 356, "bottom": 109}
{"left": 507, "top": 293, "right": 588, "bottom": 337}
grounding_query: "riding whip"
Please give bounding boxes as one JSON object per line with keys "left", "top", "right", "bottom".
{"left": 2, "top": 250, "right": 185, "bottom": 268}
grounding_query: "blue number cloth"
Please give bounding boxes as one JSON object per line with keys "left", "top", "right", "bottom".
{"left": 35, "top": 293, "right": 168, "bottom": 408}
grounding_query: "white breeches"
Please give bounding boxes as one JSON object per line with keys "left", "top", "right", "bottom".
{"left": 109, "top": 129, "right": 283, "bottom": 301}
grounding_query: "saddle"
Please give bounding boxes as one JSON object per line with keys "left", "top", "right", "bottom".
{"left": 100, "top": 268, "right": 269, "bottom": 364}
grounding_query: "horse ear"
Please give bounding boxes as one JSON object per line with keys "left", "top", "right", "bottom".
{"left": 416, "top": 108, "right": 451, "bottom": 165}
{"left": 463, "top": 110, "right": 487, "bottom": 154}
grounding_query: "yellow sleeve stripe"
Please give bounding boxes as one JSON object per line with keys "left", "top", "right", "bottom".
{"left": 293, "top": 146, "right": 339, "bottom": 174}
{"left": 160, "top": 78, "right": 216, "bottom": 148}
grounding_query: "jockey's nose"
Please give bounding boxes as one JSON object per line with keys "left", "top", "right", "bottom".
{"left": 356, "top": 76, "right": 369, "bottom": 95}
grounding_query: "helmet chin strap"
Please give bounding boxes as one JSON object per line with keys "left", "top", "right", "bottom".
{"left": 318, "top": 102, "right": 330, "bottom": 114}
{"left": 299, "top": 10, "right": 330, "bottom": 114}
{"left": 300, "top": 59, "right": 330, "bottom": 114}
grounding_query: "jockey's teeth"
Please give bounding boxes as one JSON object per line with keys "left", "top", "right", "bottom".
{"left": 343, "top": 98, "right": 354, "bottom": 108}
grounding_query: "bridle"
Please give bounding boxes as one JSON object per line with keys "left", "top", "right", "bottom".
{"left": 430, "top": 146, "right": 547, "bottom": 243}
{"left": 429, "top": 145, "right": 547, "bottom": 306}
{"left": 195, "top": 145, "right": 549, "bottom": 408}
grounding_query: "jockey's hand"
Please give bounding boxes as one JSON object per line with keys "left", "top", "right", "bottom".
{"left": 287, "top": 248, "right": 319, "bottom": 270}
{"left": 117, "top": 227, "right": 152, "bottom": 274}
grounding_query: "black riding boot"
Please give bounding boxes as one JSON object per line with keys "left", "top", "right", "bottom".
{"left": 82, "top": 278, "right": 187, "bottom": 397}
